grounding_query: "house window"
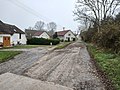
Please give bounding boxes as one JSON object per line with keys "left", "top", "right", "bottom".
{"left": 68, "top": 34, "right": 71, "bottom": 36}
{"left": 19, "top": 33, "right": 21, "bottom": 39}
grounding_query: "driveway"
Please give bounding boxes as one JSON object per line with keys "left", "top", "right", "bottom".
{"left": 24, "top": 41, "right": 105, "bottom": 90}
{"left": 0, "top": 46, "right": 53, "bottom": 75}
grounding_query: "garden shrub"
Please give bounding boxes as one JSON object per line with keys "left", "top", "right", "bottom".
{"left": 81, "top": 15, "right": 120, "bottom": 53}
{"left": 81, "top": 28, "right": 97, "bottom": 42}
{"left": 27, "top": 38, "right": 60, "bottom": 45}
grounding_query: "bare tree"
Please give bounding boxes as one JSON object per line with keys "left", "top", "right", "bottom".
{"left": 34, "top": 21, "right": 45, "bottom": 31}
{"left": 47, "top": 22, "right": 57, "bottom": 31}
{"left": 47, "top": 22, "right": 57, "bottom": 37}
{"left": 74, "top": 0, "right": 120, "bottom": 33}
{"left": 28, "top": 26, "right": 34, "bottom": 30}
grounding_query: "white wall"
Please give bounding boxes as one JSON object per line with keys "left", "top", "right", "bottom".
{"left": 58, "top": 36, "right": 64, "bottom": 41}
{"left": 33, "top": 32, "right": 50, "bottom": 39}
{"left": 0, "top": 33, "right": 27, "bottom": 46}
{"left": 64, "top": 31, "right": 76, "bottom": 41}
{"left": 21, "top": 34, "right": 27, "bottom": 44}
{"left": 11, "top": 33, "right": 27, "bottom": 45}
{"left": 11, "top": 33, "right": 19, "bottom": 45}
{"left": 0, "top": 36, "right": 2, "bottom": 43}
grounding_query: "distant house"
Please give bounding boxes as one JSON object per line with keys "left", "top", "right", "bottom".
{"left": 56, "top": 30, "right": 76, "bottom": 41}
{"left": 32, "top": 31, "right": 50, "bottom": 39}
{"left": 0, "top": 20, "right": 27, "bottom": 47}
{"left": 25, "top": 29, "right": 50, "bottom": 39}
{"left": 25, "top": 29, "right": 37, "bottom": 39}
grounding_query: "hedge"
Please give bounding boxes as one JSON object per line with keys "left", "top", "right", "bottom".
{"left": 27, "top": 38, "right": 60, "bottom": 45}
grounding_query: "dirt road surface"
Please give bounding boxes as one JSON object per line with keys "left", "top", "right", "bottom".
{"left": 0, "top": 73, "right": 73, "bottom": 90}
{"left": 25, "top": 41, "right": 105, "bottom": 90}
{"left": 0, "top": 46, "right": 52, "bottom": 75}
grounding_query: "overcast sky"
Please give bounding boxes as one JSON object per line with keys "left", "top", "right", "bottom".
{"left": 0, "top": 0, "right": 78, "bottom": 32}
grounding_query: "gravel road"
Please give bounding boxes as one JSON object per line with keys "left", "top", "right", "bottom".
{"left": 0, "top": 46, "right": 51, "bottom": 75}
{"left": 24, "top": 41, "right": 105, "bottom": 90}
{"left": 0, "top": 73, "right": 73, "bottom": 90}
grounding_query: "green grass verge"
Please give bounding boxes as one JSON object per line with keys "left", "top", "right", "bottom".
{"left": 12, "top": 45, "right": 42, "bottom": 49}
{"left": 55, "top": 42, "right": 72, "bottom": 49}
{"left": 1, "top": 45, "right": 46, "bottom": 49}
{"left": 87, "top": 44, "right": 120, "bottom": 90}
{"left": 0, "top": 51, "right": 22, "bottom": 63}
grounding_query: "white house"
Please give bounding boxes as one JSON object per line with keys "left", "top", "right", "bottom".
{"left": 0, "top": 20, "right": 27, "bottom": 47}
{"left": 32, "top": 31, "right": 50, "bottom": 39}
{"left": 56, "top": 30, "right": 76, "bottom": 41}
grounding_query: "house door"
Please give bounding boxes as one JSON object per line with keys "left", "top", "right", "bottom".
{"left": 3, "top": 37, "right": 11, "bottom": 47}
{"left": 68, "top": 38, "right": 70, "bottom": 42}
{"left": 73, "top": 38, "right": 76, "bottom": 41}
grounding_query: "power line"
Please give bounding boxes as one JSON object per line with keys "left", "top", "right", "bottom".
{"left": 12, "top": 0, "right": 51, "bottom": 21}
{"left": 6, "top": 0, "right": 63, "bottom": 28}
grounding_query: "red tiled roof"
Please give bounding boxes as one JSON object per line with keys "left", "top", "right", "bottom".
{"left": 33, "top": 31, "right": 44, "bottom": 36}
{"left": 57, "top": 30, "right": 70, "bottom": 36}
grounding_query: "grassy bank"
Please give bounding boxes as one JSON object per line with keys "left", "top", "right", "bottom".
{"left": 55, "top": 42, "right": 72, "bottom": 49}
{"left": 1, "top": 45, "right": 44, "bottom": 49}
{"left": 12, "top": 45, "right": 43, "bottom": 49}
{"left": 87, "top": 44, "right": 120, "bottom": 90}
{"left": 0, "top": 51, "right": 21, "bottom": 63}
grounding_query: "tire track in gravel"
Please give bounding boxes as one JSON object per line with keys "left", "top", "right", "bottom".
{"left": 0, "top": 47, "right": 48, "bottom": 75}
{"left": 25, "top": 51, "right": 72, "bottom": 80}
{"left": 24, "top": 42, "right": 106, "bottom": 90}
{"left": 46, "top": 48, "right": 80, "bottom": 86}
